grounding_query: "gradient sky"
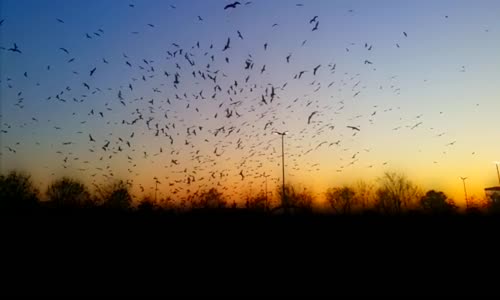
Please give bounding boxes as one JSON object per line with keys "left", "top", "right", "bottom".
{"left": 1, "top": 0, "right": 500, "bottom": 208}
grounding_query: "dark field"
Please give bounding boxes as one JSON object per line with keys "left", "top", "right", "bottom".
{"left": 3, "top": 208, "right": 500, "bottom": 296}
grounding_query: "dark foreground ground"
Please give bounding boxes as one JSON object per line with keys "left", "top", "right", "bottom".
{"left": 2, "top": 209, "right": 500, "bottom": 296}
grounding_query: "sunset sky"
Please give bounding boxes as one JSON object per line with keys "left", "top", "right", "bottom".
{"left": 1, "top": 0, "right": 500, "bottom": 208}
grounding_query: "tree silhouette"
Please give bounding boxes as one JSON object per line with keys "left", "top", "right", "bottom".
{"left": 353, "top": 180, "right": 375, "bottom": 212}
{"left": 101, "top": 180, "right": 132, "bottom": 210}
{"left": 244, "top": 193, "right": 267, "bottom": 212}
{"left": 193, "top": 188, "right": 226, "bottom": 209}
{"left": 419, "top": 190, "right": 457, "bottom": 215}
{"left": 0, "top": 171, "right": 39, "bottom": 210}
{"left": 375, "top": 172, "right": 422, "bottom": 215}
{"left": 137, "top": 196, "right": 157, "bottom": 212}
{"left": 46, "top": 177, "right": 90, "bottom": 208}
{"left": 325, "top": 186, "right": 356, "bottom": 215}
{"left": 276, "top": 184, "right": 314, "bottom": 214}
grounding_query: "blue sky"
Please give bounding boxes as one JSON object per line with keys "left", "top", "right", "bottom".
{"left": 1, "top": 0, "right": 500, "bottom": 207}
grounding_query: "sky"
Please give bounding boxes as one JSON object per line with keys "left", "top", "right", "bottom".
{"left": 1, "top": 0, "right": 500, "bottom": 208}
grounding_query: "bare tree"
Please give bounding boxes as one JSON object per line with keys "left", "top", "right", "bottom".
{"left": 353, "top": 180, "right": 375, "bottom": 212}
{"left": 325, "top": 186, "right": 356, "bottom": 215}
{"left": 375, "top": 172, "right": 422, "bottom": 215}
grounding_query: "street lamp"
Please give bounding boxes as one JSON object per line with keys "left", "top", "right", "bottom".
{"left": 273, "top": 131, "right": 288, "bottom": 213}
{"left": 460, "top": 177, "right": 468, "bottom": 210}
{"left": 493, "top": 161, "right": 500, "bottom": 185}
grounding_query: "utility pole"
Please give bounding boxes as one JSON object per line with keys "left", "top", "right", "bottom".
{"left": 495, "top": 162, "right": 500, "bottom": 185}
{"left": 262, "top": 172, "right": 270, "bottom": 211}
{"left": 273, "top": 131, "right": 288, "bottom": 214}
{"left": 460, "top": 177, "right": 468, "bottom": 210}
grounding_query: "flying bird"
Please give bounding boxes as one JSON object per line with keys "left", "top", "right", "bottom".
{"left": 8, "top": 43, "right": 22, "bottom": 54}
{"left": 313, "top": 64, "right": 321, "bottom": 75}
{"left": 347, "top": 126, "right": 360, "bottom": 131}
{"left": 90, "top": 67, "right": 96, "bottom": 76}
{"left": 307, "top": 111, "right": 318, "bottom": 124}
{"left": 312, "top": 21, "right": 319, "bottom": 31}
{"left": 224, "top": 2, "right": 241, "bottom": 10}
{"left": 223, "top": 38, "right": 230, "bottom": 51}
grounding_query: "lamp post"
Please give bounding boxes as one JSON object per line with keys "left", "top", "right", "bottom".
{"left": 273, "top": 131, "right": 288, "bottom": 213}
{"left": 460, "top": 177, "right": 468, "bottom": 210}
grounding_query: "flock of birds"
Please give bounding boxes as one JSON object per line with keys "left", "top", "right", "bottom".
{"left": 0, "top": 2, "right": 488, "bottom": 206}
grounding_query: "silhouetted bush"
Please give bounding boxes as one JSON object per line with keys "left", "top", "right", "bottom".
{"left": 192, "top": 188, "right": 227, "bottom": 209}
{"left": 244, "top": 193, "right": 268, "bottom": 212}
{"left": 100, "top": 180, "right": 132, "bottom": 210}
{"left": 46, "top": 177, "right": 90, "bottom": 208}
{"left": 137, "top": 196, "right": 157, "bottom": 212}
{"left": 0, "top": 171, "right": 39, "bottom": 210}
{"left": 420, "top": 190, "right": 457, "bottom": 215}
{"left": 276, "top": 184, "right": 314, "bottom": 214}
{"left": 487, "top": 194, "right": 500, "bottom": 214}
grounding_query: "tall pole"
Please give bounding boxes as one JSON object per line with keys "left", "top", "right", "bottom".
{"left": 154, "top": 177, "right": 158, "bottom": 203}
{"left": 273, "top": 131, "right": 288, "bottom": 214}
{"left": 281, "top": 133, "right": 286, "bottom": 213}
{"left": 265, "top": 174, "right": 268, "bottom": 211}
{"left": 461, "top": 177, "right": 468, "bottom": 210}
{"left": 496, "top": 163, "right": 500, "bottom": 185}
{"left": 155, "top": 181, "right": 158, "bottom": 203}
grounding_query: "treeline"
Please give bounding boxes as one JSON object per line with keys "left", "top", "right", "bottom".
{"left": 1, "top": 170, "right": 499, "bottom": 215}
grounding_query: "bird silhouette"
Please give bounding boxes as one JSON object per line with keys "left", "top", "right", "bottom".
{"left": 8, "top": 43, "right": 22, "bottom": 54}
{"left": 90, "top": 67, "right": 96, "bottom": 76}
{"left": 347, "top": 126, "right": 360, "bottom": 131}
{"left": 223, "top": 38, "right": 230, "bottom": 51}
{"left": 307, "top": 111, "right": 318, "bottom": 124}
{"left": 313, "top": 64, "right": 321, "bottom": 75}
{"left": 312, "top": 21, "right": 319, "bottom": 31}
{"left": 224, "top": 2, "right": 241, "bottom": 10}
